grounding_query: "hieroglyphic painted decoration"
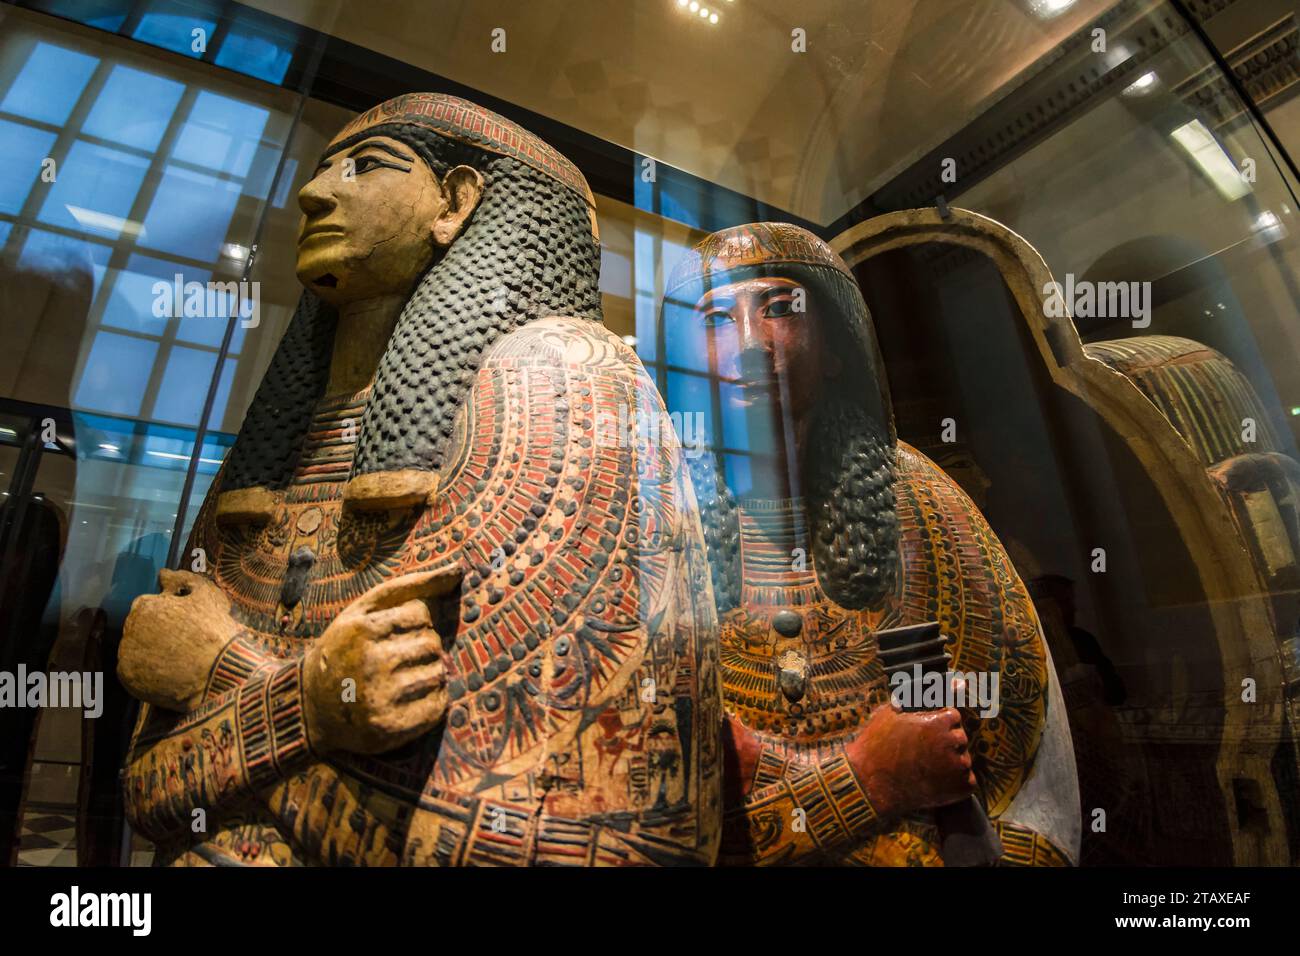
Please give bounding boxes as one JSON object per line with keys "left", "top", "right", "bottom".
{"left": 1085, "top": 336, "right": 1283, "bottom": 465}
{"left": 662, "top": 222, "right": 1079, "bottom": 866}
{"left": 1087, "top": 333, "right": 1300, "bottom": 812}
{"left": 120, "top": 97, "right": 721, "bottom": 866}
{"left": 1086, "top": 334, "right": 1300, "bottom": 588}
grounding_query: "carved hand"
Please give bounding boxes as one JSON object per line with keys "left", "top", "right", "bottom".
{"left": 118, "top": 569, "right": 240, "bottom": 712}
{"left": 845, "top": 702, "right": 976, "bottom": 818}
{"left": 303, "top": 569, "right": 462, "bottom": 755}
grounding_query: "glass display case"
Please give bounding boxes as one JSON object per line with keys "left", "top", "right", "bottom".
{"left": 3, "top": 0, "right": 1300, "bottom": 890}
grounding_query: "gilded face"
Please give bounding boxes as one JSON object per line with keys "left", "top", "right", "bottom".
{"left": 296, "top": 135, "right": 482, "bottom": 305}
{"left": 697, "top": 276, "right": 838, "bottom": 421}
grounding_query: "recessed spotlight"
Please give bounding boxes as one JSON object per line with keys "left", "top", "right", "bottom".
{"left": 1255, "top": 211, "right": 1280, "bottom": 231}
{"left": 1026, "top": 0, "right": 1075, "bottom": 19}
{"left": 689, "top": 1, "right": 698, "bottom": 10}
{"left": 710, "top": 11, "right": 718, "bottom": 22}
{"left": 699, "top": 6, "right": 710, "bottom": 17}
{"left": 1121, "top": 71, "right": 1158, "bottom": 96}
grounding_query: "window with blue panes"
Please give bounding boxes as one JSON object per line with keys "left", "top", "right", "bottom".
{"left": 627, "top": 210, "right": 759, "bottom": 487}
{"left": 130, "top": 2, "right": 218, "bottom": 60}
{"left": 214, "top": 29, "right": 293, "bottom": 85}
{"left": 0, "top": 25, "right": 284, "bottom": 438}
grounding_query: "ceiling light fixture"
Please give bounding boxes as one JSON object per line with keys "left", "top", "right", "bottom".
{"left": 1121, "top": 71, "right": 1158, "bottom": 96}
{"left": 1170, "top": 119, "right": 1250, "bottom": 201}
{"left": 147, "top": 450, "right": 225, "bottom": 466}
{"left": 1253, "top": 209, "right": 1287, "bottom": 243}
{"left": 1026, "top": 0, "right": 1076, "bottom": 19}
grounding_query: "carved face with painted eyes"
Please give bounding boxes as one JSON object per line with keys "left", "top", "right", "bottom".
{"left": 295, "top": 135, "right": 484, "bottom": 306}
{"left": 698, "top": 275, "right": 841, "bottom": 422}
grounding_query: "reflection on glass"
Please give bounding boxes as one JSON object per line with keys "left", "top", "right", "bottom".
{"left": 72, "top": 332, "right": 158, "bottom": 416}
{"left": 131, "top": 8, "right": 218, "bottom": 60}
{"left": 172, "top": 91, "right": 269, "bottom": 178}
{"left": 214, "top": 30, "right": 293, "bottom": 85}
{"left": 0, "top": 41, "right": 98, "bottom": 125}
{"left": 0, "top": 7, "right": 302, "bottom": 865}
{"left": 0, "top": 121, "right": 58, "bottom": 215}
{"left": 82, "top": 65, "right": 184, "bottom": 151}
{"left": 37, "top": 140, "right": 149, "bottom": 238}
{"left": 140, "top": 166, "right": 241, "bottom": 259}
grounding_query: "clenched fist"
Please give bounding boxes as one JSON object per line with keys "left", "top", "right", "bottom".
{"left": 119, "top": 569, "right": 239, "bottom": 712}
{"left": 845, "top": 701, "right": 977, "bottom": 818}
{"left": 303, "top": 569, "right": 462, "bottom": 755}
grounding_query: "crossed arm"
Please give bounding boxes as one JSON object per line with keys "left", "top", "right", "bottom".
{"left": 720, "top": 733, "right": 883, "bottom": 865}
{"left": 719, "top": 699, "right": 1073, "bottom": 866}
{"left": 121, "top": 630, "right": 312, "bottom": 844}
{"left": 120, "top": 570, "right": 453, "bottom": 846}
{"left": 120, "top": 319, "right": 727, "bottom": 865}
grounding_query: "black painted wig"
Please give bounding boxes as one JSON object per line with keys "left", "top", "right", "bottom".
{"left": 664, "top": 251, "right": 899, "bottom": 613}
{"left": 220, "top": 118, "right": 602, "bottom": 500}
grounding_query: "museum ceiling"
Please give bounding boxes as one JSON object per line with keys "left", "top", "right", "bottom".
{"left": 241, "top": 0, "right": 1122, "bottom": 224}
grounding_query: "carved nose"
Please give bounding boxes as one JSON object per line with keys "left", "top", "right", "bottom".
{"left": 738, "top": 346, "right": 774, "bottom": 382}
{"left": 297, "top": 180, "right": 336, "bottom": 217}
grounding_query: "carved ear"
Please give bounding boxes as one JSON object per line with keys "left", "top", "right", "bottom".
{"left": 216, "top": 486, "right": 279, "bottom": 525}
{"left": 432, "top": 165, "right": 484, "bottom": 248}
{"left": 343, "top": 469, "right": 439, "bottom": 511}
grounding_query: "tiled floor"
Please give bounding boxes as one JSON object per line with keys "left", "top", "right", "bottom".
{"left": 129, "top": 835, "right": 155, "bottom": 867}
{"left": 14, "top": 807, "right": 157, "bottom": 867}
{"left": 15, "top": 808, "right": 77, "bottom": 867}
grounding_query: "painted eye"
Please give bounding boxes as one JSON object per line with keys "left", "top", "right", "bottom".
{"left": 702, "top": 309, "right": 732, "bottom": 329}
{"left": 765, "top": 298, "right": 795, "bottom": 318}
